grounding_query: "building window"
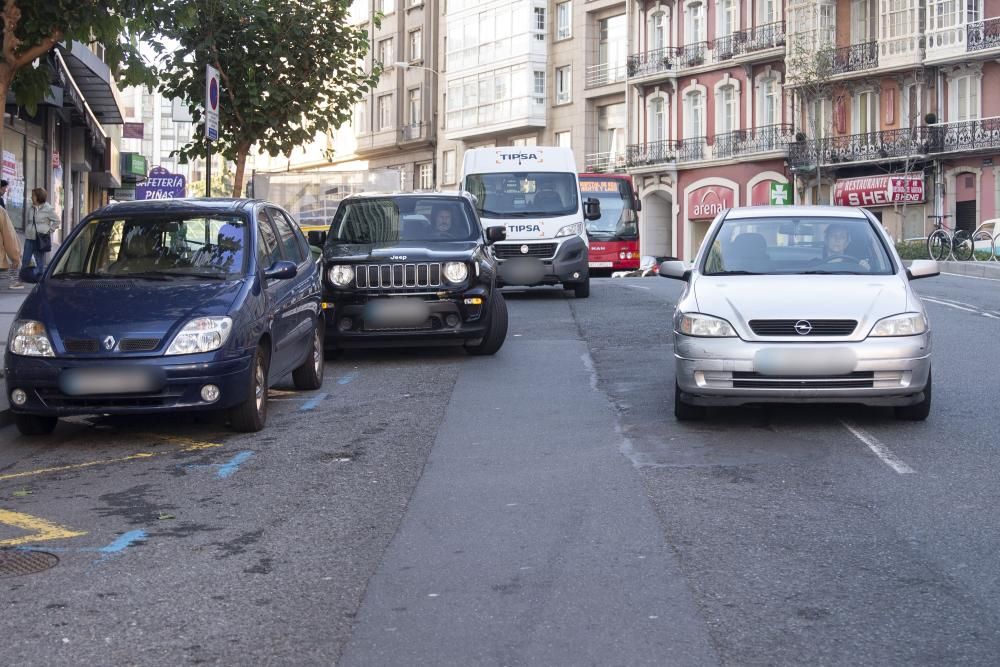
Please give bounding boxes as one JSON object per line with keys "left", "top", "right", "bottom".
{"left": 684, "top": 90, "right": 705, "bottom": 138}
{"left": 716, "top": 84, "right": 738, "bottom": 134}
{"left": 854, "top": 90, "right": 878, "bottom": 136}
{"left": 598, "top": 103, "right": 626, "bottom": 156}
{"left": 648, "top": 97, "right": 667, "bottom": 142}
{"left": 685, "top": 1, "right": 706, "bottom": 44}
{"left": 377, "top": 37, "right": 394, "bottom": 66}
{"left": 556, "top": 2, "right": 571, "bottom": 39}
{"left": 901, "top": 83, "right": 920, "bottom": 129}
{"left": 417, "top": 162, "right": 433, "bottom": 190}
{"left": 377, "top": 93, "right": 394, "bottom": 130}
{"left": 952, "top": 73, "right": 980, "bottom": 121}
{"left": 377, "top": 0, "right": 395, "bottom": 15}
{"left": 555, "top": 65, "right": 571, "bottom": 104}
{"left": 534, "top": 7, "right": 546, "bottom": 40}
{"left": 759, "top": 0, "right": 779, "bottom": 25}
{"left": 407, "top": 88, "right": 422, "bottom": 126}
{"left": 352, "top": 100, "right": 367, "bottom": 134}
{"left": 409, "top": 29, "right": 422, "bottom": 61}
{"left": 533, "top": 70, "right": 546, "bottom": 103}
{"left": 759, "top": 77, "right": 780, "bottom": 126}
{"left": 555, "top": 130, "right": 571, "bottom": 148}
{"left": 851, "top": 0, "right": 877, "bottom": 43}
{"left": 598, "top": 15, "right": 627, "bottom": 76}
{"left": 442, "top": 150, "right": 456, "bottom": 184}
{"left": 512, "top": 136, "right": 537, "bottom": 146}
{"left": 648, "top": 11, "right": 666, "bottom": 50}
{"left": 718, "top": 0, "right": 738, "bottom": 38}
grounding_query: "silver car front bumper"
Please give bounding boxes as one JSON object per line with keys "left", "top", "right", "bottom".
{"left": 674, "top": 333, "right": 931, "bottom": 407}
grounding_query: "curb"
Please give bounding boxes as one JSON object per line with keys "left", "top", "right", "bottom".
{"left": 904, "top": 259, "right": 1000, "bottom": 279}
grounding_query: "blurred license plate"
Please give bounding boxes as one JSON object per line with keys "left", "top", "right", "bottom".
{"left": 59, "top": 367, "right": 165, "bottom": 396}
{"left": 364, "top": 299, "right": 430, "bottom": 328}
{"left": 589, "top": 261, "right": 613, "bottom": 268}
{"left": 754, "top": 348, "right": 856, "bottom": 376}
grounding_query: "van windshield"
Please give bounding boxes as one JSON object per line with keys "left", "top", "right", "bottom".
{"left": 465, "top": 172, "right": 578, "bottom": 218}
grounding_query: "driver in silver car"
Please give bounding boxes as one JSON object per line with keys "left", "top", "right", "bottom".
{"left": 822, "top": 223, "right": 870, "bottom": 270}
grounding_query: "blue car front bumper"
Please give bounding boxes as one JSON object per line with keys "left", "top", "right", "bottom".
{"left": 3, "top": 352, "right": 253, "bottom": 417}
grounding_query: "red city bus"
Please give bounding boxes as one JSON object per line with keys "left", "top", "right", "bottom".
{"left": 579, "top": 173, "right": 641, "bottom": 272}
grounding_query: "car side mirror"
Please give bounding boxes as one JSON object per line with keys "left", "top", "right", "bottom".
{"left": 264, "top": 260, "right": 298, "bottom": 280}
{"left": 583, "top": 197, "right": 601, "bottom": 221}
{"left": 307, "top": 230, "right": 328, "bottom": 247}
{"left": 485, "top": 226, "right": 506, "bottom": 245}
{"left": 906, "top": 259, "right": 939, "bottom": 281}
{"left": 658, "top": 260, "right": 691, "bottom": 281}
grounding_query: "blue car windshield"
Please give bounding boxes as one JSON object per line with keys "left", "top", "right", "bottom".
{"left": 52, "top": 215, "right": 248, "bottom": 279}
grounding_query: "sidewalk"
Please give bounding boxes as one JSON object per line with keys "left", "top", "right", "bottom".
{"left": 0, "top": 272, "right": 30, "bottom": 427}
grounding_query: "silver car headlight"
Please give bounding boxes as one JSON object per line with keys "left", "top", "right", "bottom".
{"left": 443, "top": 261, "right": 469, "bottom": 283}
{"left": 556, "top": 222, "right": 583, "bottom": 238}
{"left": 869, "top": 312, "right": 927, "bottom": 337}
{"left": 327, "top": 265, "right": 355, "bottom": 287}
{"left": 675, "top": 313, "right": 737, "bottom": 337}
{"left": 8, "top": 320, "right": 55, "bottom": 357}
{"left": 165, "top": 317, "right": 233, "bottom": 355}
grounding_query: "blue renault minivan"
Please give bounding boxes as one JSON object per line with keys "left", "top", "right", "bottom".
{"left": 4, "top": 199, "right": 325, "bottom": 436}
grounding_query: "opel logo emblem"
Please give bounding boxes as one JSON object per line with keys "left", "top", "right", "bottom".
{"left": 103, "top": 335, "right": 117, "bottom": 350}
{"left": 794, "top": 320, "right": 813, "bottom": 336}
{"left": 520, "top": 245, "right": 530, "bottom": 254}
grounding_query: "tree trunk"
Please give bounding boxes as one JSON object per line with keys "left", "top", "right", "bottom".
{"left": 0, "top": 65, "right": 12, "bottom": 156}
{"left": 232, "top": 142, "right": 250, "bottom": 198}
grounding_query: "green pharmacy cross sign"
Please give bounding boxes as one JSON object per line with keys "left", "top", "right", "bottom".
{"left": 770, "top": 182, "right": 791, "bottom": 206}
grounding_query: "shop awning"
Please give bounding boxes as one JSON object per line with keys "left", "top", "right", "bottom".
{"left": 833, "top": 174, "right": 925, "bottom": 207}
{"left": 56, "top": 41, "right": 124, "bottom": 125}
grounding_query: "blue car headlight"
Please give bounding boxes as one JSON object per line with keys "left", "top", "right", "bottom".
{"left": 8, "top": 320, "right": 55, "bottom": 357}
{"left": 165, "top": 317, "right": 234, "bottom": 355}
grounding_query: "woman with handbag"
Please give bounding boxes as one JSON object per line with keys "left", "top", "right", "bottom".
{"left": 21, "top": 187, "right": 57, "bottom": 282}
{"left": 0, "top": 204, "right": 21, "bottom": 286}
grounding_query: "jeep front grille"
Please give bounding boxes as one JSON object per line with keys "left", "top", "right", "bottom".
{"left": 354, "top": 263, "right": 442, "bottom": 289}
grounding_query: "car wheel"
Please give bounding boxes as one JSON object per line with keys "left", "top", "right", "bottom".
{"left": 293, "top": 320, "right": 325, "bottom": 390}
{"left": 568, "top": 275, "right": 590, "bottom": 298}
{"left": 674, "top": 381, "right": 706, "bottom": 421}
{"left": 14, "top": 413, "right": 58, "bottom": 436}
{"left": 895, "top": 367, "right": 931, "bottom": 421}
{"left": 466, "top": 292, "right": 509, "bottom": 356}
{"left": 231, "top": 345, "right": 269, "bottom": 432}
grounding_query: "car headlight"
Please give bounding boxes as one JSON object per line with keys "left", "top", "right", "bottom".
{"left": 165, "top": 317, "right": 233, "bottom": 355}
{"left": 327, "top": 265, "right": 355, "bottom": 287}
{"left": 443, "top": 261, "right": 469, "bottom": 283}
{"left": 869, "top": 312, "right": 927, "bottom": 337}
{"left": 556, "top": 222, "right": 583, "bottom": 238}
{"left": 675, "top": 313, "right": 737, "bottom": 337}
{"left": 8, "top": 320, "right": 55, "bottom": 357}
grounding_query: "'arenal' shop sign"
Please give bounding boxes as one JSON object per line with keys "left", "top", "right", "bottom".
{"left": 687, "top": 185, "right": 735, "bottom": 220}
{"left": 833, "top": 174, "right": 924, "bottom": 207}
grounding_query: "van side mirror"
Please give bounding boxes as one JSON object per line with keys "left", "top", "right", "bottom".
{"left": 485, "top": 226, "right": 506, "bottom": 245}
{"left": 906, "top": 259, "right": 939, "bottom": 280}
{"left": 264, "top": 260, "right": 298, "bottom": 280}
{"left": 659, "top": 260, "right": 691, "bottom": 281}
{"left": 583, "top": 197, "right": 601, "bottom": 221}
{"left": 634, "top": 197, "right": 642, "bottom": 212}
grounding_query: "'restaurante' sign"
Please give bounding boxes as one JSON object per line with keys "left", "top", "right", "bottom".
{"left": 833, "top": 174, "right": 924, "bottom": 207}
{"left": 687, "top": 185, "right": 735, "bottom": 220}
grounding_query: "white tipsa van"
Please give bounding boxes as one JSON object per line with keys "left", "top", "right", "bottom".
{"left": 461, "top": 147, "right": 600, "bottom": 298}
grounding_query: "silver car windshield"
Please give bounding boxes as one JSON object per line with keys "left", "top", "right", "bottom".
{"left": 701, "top": 217, "right": 895, "bottom": 276}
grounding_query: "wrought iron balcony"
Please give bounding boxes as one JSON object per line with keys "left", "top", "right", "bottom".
{"left": 626, "top": 46, "right": 682, "bottom": 78}
{"left": 927, "top": 117, "right": 1000, "bottom": 154}
{"left": 788, "top": 127, "right": 932, "bottom": 168}
{"left": 626, "top": 137, "right": 706, "bottom": 168}
{"left": 968, "top": 17, "right": 1000, "bottom": 51}
{"left": 712, "top": 124, "right": 795, "bottom": 160}
{"left": 714, "top": 21, "right": 786, "bottom": 60}
{"left": 830, "top": 41, "right": 878, "bottom": 75}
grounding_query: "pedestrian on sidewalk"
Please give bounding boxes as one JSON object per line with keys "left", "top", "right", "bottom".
{"left": 20, "top": 187, "right": 57, "bottom": 284}
{"left": 0, "top": 204, "right": 21, "bottom": 286}
{"left": 0, "top": 179, "right": 8, "bottom": 209}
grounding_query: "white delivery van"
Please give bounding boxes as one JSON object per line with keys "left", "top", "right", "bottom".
{"left": 461, "top": 147, "right": 600, "bottom": 298}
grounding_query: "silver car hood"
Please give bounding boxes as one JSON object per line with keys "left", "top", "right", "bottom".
{"left": 690, "top": 274, "right": 911, "bottom": 339}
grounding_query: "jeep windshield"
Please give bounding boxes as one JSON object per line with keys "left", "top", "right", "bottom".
{"left": 328, "top": 197, "right": 480, "bottom": 244}
{"left": 465, "top": 172, "right": 579, "bottom": 218}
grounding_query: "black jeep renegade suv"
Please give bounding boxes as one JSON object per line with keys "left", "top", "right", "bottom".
{"left": 320, "top": 192, "right": 509, "bottom": 355}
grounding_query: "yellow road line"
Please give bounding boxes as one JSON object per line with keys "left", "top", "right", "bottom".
{"left": 0, "top": 453, "right": 157, "bottom": 482}
{"left": 0, "top": 509, "right": 87, "bottom": 547}
{"left": 136, "top": 433, "right": 224, "bottom": 451}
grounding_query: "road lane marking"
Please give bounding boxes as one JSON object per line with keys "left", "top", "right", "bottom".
{"left": 0, "top": 509, "right": 87, "bottom": 547}
{"left": 940, "top": 272, "right": 1000, "bottom": 282}
{"left": 841, "top": 421, "right": 915, "bottom": 475}
{"left": 216, "top": 451, "right": 254, "bottom": 479}
{"left": 0, "top": 453, "right": 156, "bottom": 482}
{"left": 300, "top": 393, "right": 328, "bottom": 411}
{"left": 137, "top": 433, "right": 224, "bottom": 451}
{"left": 922, "top": 296, "right": 978, "bottom": 313}
{"left": 922, "top": 296, "right": 1000, "bottom": 319}
{"left": 624, "top": 284, "right": 651, "bottom": 291}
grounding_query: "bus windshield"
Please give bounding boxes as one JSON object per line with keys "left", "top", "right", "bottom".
{"left": 579, "top": 176, "right": 638, "bottom": 241}
{"left": 465, "top": 172, "right": 579, "bottom": 218}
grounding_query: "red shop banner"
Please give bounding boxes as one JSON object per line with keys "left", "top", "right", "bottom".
{"left": 833, "top": 174, "right": 925, "bottom": 207}
{"left": 687, "top": 185, "right": 735, "bottom": 220}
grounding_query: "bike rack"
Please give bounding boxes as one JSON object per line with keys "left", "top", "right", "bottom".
{"left": 972, "top": 220, "right": 999, "bottom": 262}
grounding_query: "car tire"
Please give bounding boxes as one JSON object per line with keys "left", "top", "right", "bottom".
{"left": 292, "top": 320, "right": 325, "bottom": 390}
{"left": 674, "top": 381, "right": 706, "bottom": 421}
{"left": 568, "top": 275, "right": 590, "bottom": 298}
{"left": 894, "top": 367, "right": 931, "bottom": 421}
{"left": 14, "top": 413, "right": 58, "bottom": 436}
{"left": 231, "top": 345, "right": 269, "bottom": 432}
{"left": 466, "top": 292, "right": 509, "bottom": 356}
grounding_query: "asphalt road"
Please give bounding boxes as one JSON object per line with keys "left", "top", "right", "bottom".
{"left": 1, "top": 272, "right": 999, "bottom": 666}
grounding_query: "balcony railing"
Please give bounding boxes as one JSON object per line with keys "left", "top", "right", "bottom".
{"left": 712, "top": 124, "right": 795, "bottom": 159}
{"left": 788, "top": 127, "right": 932, "bottom": 168}
{"left": 585, "top": 62, "right": 628, "bottom": 88}
{"left": 927, "top": 117, "right": 1000, "bottom": 154}
{"left": 626, "top": 137, "right": 706, "bottom": 168}
{"left": 585, "top": 151, "right": 628, "bottom": 173}
{"left": 626, "top": 22, "right": 785, "bottom": 79}
{"left": 714, "top": 21, "right": 786, "bottom": 61}
{"left": 968, "top": 17, "right": 1000, "bottom": 51}
{"left": 830, "top": 41, "right": 878, "bottom": 75}
{"left": 400, "top": 122, "right": 427, "bottom": 142}
{"left": 626, "top": 46, "right": 682, "bottom": 78}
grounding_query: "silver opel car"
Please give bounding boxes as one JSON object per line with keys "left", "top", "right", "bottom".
{"left": 661, "top": 206, "right": 939, "bottom": 421}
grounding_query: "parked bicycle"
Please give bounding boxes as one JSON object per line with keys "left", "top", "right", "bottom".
{"left": 926, "top": 214, "right": 974, "bottom": 261}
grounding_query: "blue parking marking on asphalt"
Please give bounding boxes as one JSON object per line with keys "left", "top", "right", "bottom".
{"left": 216, "top": 451, "right": 254, "bottom": 479}
{"left": 17, "top": 529, "right": 147, "bottom": 563}
{"left": 299, "top": 393, "right": 329, "bottom": 411}
{"left": 337, "top": 371, "right": 359, "bottom": 385}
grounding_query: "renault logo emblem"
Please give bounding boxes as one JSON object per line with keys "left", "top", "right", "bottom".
{"left": 520, "top": 245, "right": 530, "bottom": 254}
{"left": 103, "top": 335, "right": 117, "bottom": 350}
{"left": 794, "top": 320, "right": 813, "bottom": 336}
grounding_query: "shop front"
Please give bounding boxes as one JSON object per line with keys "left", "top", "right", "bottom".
{"left": 831, "top": 173, "right": 928, "bottom": 241}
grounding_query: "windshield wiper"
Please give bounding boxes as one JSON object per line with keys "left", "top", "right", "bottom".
{"left": 51, "top": 271, "right": 103, "bottom": 280}
{"left": 708, "top": 270, "right": 765, "bottom": 275}
{"left": 798, "top": 270, "right": 863, "bottom": 275}
{"left": 154, "top": 270, "right": 230, "bottom": 280}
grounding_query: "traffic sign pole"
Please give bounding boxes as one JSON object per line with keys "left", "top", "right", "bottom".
{"left": 205, "top": 64, "right": 220, "bottom": 197}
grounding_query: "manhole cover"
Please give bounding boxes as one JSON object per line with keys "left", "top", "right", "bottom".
{"left": 0, "top": 550, "right": 59, "bottom": 577}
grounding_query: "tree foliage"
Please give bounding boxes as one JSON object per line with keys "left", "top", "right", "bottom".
{"left": 149, "top": 0, "right": 380, "bottom": 197}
